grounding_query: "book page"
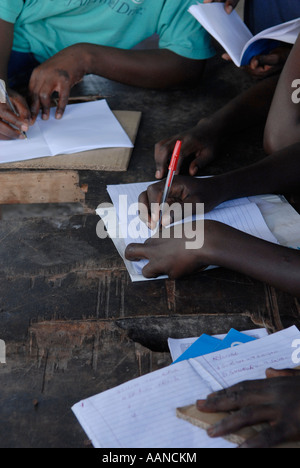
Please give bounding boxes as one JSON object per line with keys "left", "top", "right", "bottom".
{"left": 0, "top": 100, "right": 133, "bottom": 164}
{"left": 188, "top": 3, "right": 253, "bottom": 66}
{"left": 38, "top": 100, "right": 133, "bottom": 155}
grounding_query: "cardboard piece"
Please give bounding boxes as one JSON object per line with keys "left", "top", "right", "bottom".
{"left": 176, "top": 404, "right": 300, "bottom": 448}
{"left": 0, "top": 110, "right": 141, "bottom": 171}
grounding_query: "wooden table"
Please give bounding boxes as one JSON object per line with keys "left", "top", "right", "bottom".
{"left": 0, "top": 57, "right": 299, "bottom": 448}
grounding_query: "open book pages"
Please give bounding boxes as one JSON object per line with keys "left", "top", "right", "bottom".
{"left": 0, "top": 100, "right": 133, "bottom": 164}
{"left": 189, "top": 3, "right": 300, "bottom": 66}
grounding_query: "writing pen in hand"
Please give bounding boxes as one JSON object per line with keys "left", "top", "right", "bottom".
{"left": 157, "top": 140, "right": 182, "bottom": 230}
{"left": 0, "top": 79, "right": 28, "bottom": 139}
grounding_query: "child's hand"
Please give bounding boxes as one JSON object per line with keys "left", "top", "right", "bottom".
{"left": 0, "top": 89, "right": 31, "bottom": 140}
{"left": 197, "top": 369, "right": 300, "bottom": 448}
{"left": 246, "top": 46, "right": 292, "bottom": 79}
{"left": 28, "top": 45, "right": 88, "bottom": 122}
{"left": 154, "top": 119, "right": 219, "bottom": 180}
{"left": 137, "top": 175, "right": 224, "bottom": 231}
{"left": 125, "top": 220, "right": 216, "bottom": 279}
{"left": 203, "top": 0, "right": 240, "bottom": 14}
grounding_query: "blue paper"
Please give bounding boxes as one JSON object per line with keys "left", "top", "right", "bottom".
{"left": 173, "top": 329, "right": 257, "bottom": 364}
{"left": 173, "top": 334, "right": 221, "bottom": 364}
{"left": 212, "top": 329, "right": 256, "bottom": 352}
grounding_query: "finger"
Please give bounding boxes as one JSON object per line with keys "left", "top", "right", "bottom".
{"left": 124, "top": 243, "right": 150, "bottom": 262}
{"left": 0, "top": 119, "right": 26, "bottom": 140}
{"left": 189, "top": 151, "right": 214, "bottom": 175}
{"left": 222, "top": 53, "right": 232, "bottom": 62}
{"left": 198, "top": 381, "right": 271, "bottom": 412}
{"left": 38, "top": 87, "right": 53, "bottom": 120}
{"left": 240, "top": 423, "right": 290, "bottom": 449}
{"left": 143, "top": 181, "right": 166, "bottom": 228}
{"left": 11, "top": 96, "right": 31, "bottom": 124}
{"left": 55, "top": 88, "right": 70, "bottom": 120}
{"left": 255, "top": 54, "right": 281, "bottom": 67}
{"left": 138, "top": 191, "right": 152, "bottom": 226}
{"left": 141, "top": 260, "right": 164, "bottom": 279}
{"left": 207, "top": 405, "right": 275, "bottom": 439}
{"left": 0, "top": 104, "right": 28, "bottom": 131}
{"left": 154, "top": 139, "right": 175, "bottom": 179}
{"left": 266, "top": 367, "right": 300, "bottom": 378}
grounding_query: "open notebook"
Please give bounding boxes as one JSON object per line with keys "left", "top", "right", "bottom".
{"left": 72, "top": 326, "right": 300, "bottom": 448}
{"left": 189, "top": 3, "right": 300, "bottom": 67}
{"left": 0, "top": 100, "right": 133, "bottom": 164}
{"left": 96, "top": 180, "right": 299, "bottom": 282}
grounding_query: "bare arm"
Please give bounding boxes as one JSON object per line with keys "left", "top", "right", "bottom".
{"left": 155, "top": 75, "right": 278, "bottom": 178}
{"left": 264, "top": 34, "right": 300, "bottom": 153}
{"left": 29, "top": 44, "right": 206, "bottom": 120}
{"left": 0, "top": 18, "right": 31, "bottom": 139}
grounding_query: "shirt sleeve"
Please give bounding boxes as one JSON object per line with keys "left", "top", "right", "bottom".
{"left": 0, "top": 0, "right": 24, "bottom": 24}
{"left": 157, "top": 0, "right": 215, "bottom": 60}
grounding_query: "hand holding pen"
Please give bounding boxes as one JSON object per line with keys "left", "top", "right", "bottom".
{"left": 0, "top": 79, "right": 30, "bottom": 140}
{"left": 157, "top": 140, "right": 182, "bottom": 230}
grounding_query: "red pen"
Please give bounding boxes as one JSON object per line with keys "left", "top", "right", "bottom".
{"left": 158, "top": 140, "right": 182, "bottom": 229}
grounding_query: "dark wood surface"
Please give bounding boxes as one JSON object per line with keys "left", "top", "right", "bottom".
{"left": 0, "top": 54, "right": 299, "bottom": 448}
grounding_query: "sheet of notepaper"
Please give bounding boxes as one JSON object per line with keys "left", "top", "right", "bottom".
{"left": 72, "top": 326, "right": 300, "bottom": 448}
{"left": 102, "top": 181, "right": 279, "bottom": 280}
{"left": 0, "top": 100, "right": 133, "bottom": 163}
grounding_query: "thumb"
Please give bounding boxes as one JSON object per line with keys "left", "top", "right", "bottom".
{"left": 252, "top": 54, "right": 280, "bottom": 68}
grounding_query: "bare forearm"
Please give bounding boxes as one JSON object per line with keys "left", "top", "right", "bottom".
{"left": 81, "top": 43, "right": 206, "bottom": 88}
{"left": 0, "top": 19, "right": 14, "bottom": 82}
{"left": 202, "top": 75, "right": 278, "bottom": 138}
{"left": 264, "top": 34, "right": 300, "bottom": 153}
{"left": 214, "top": 142, "right": 300, "bottom": 203}
{"left": 206, "top": 221, "right": 300, "bottom": 297}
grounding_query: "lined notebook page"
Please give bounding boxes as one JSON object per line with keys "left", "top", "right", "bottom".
{"left": 105, "top": 181, "right": 279, "bottom": 279}
{"left": 72, "top": 326, "right": 300, "bottom": 448}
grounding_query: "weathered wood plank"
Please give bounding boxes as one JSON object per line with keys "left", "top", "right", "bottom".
{"left": 0, "top": 171, "right": 87, "bottom": 205}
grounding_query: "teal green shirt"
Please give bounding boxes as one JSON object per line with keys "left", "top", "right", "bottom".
{"left": 0, "top": 0, "right": 215, "bottom": 64}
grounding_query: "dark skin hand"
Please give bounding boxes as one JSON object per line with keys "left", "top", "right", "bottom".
{"left": 154, "top": 75, "right": 278, "bottom": 179}
{"left": 203, "top": 1, "right": 291, "bottom": 79}
{"left": 28, "top": 43, "right": 206, "bottom": 122}
{"left": 142, "top": 142, "right": 300, "bottom": 229}
{"left": 154, "top": 119, "right": 219, "bottom": 180}
{"left": 125, "top": 219, "right": 300, "bottom": 297}
{"left": 0, "top": 18, "right": 31, "bottom": 139}
{"left": 197, "top": 368, "right": 300, "bottom": 448}
{"left": 138, "top": 175, "right": 222, "bottom": 230}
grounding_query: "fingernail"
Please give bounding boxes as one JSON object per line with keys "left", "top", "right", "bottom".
{"left": 42, "top": 114, "right": 48, "bottom": 120}
{"left": 155, "top": 170, "right": 161, "bottom": 179}
{"left": 227, "top": 5, "right": 233, "bottom": 13}
{"left": 56, "top": 113, "right": 62, "bottom": 120}
{"left": 207, "top": 425, "right": 218, "bottom": 437}
{"left": 196, "top": 399, "right": 206, "bottom": 408}
{"left": 21, "top": 124, "right": 29, "bottom": 132}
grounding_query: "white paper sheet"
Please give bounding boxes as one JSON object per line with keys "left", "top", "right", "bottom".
{"left": 72, "top": 326, "right": 300, "bottom": 448}
{"left": 98, "top": 181, "right": 279, "bottom": 281}
{"left": 0, "top": 100, "right": 133, "bottom": 163}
